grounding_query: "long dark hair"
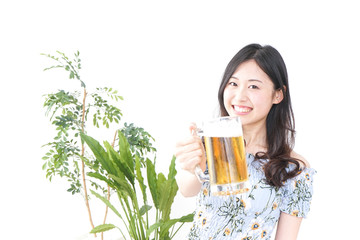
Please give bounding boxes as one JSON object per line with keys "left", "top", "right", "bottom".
{"left": 218, "top": 43, "right": 302, "bottom": 187}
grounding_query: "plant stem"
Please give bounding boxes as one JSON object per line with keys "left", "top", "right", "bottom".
{"left": 80, "top": 88, "right": 96, "bottom": 236}
{"left": 101, "top": 131, "right": 118, "bottom": 240}
{"left": 170, "top": 222, "right": 185, "bottom": 239}
{"left": 116, "top": 226, "right": 128, "bottom": 240}
{"left": 132, "top": 194, "right": 145, "bottom": 239}
{"left": 101, "top": 183, "right": 110, "bottom": 240}
{"left": 118, "top": 192, "right": 133, "bottom": 238}
{"left": 155, "top": 209, "right": 160, "bottom": 240}
{"left": 146, "top": 200, "right": 149, "bottom": 235}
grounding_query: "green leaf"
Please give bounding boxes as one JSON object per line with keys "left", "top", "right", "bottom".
{"left": 108, "top": 173, "right": 136, "bottom": 202}
{"left": 168, "top": 155, "right": 177, "bottom": 180}
{"left": 146, "top": 158, "right": 158, "bottom": 208}
{"left": 118, "top": 130, "right": 135, "bottom": 173}
{"left": 42, "top": 162, "right": 47, "bottom": 170}
{"left": 139, "top": 204, "right": 152, "bottom": 216}
{"left": 92, "top": 114, "right": 97, "bottom": 127}
{"left": 157, "top": 175, "right": 179, "bottom": 221}
{"left": 90, "top": 190, "right": 123, "bottom": 219}
{"left": 178, "top": 213, "right": 195, "bottom": 222}
{"left": 146, "top": 221, "right": 162, "bottom": 239}
{"left": 158, "top": 156, "right": 179, "bottom": 221}
{"left": 103, "top": 142, "right": 122, "bottom": 175}
{"left": 80, "top": 133, "right": 113, "bottom": 174}
{"left": 87, "top": 172, "right": 115, "bottom": 189}
{"left": 135, "top": 154, "right": 147, "bottom": 203}
{"left": 159, "top": 213, "right": 195, "bottom": 237}
{"left": 104, "top": 141, "right": 133, "bottom": 185}
{"left": 90, "top": 224, "right": 116, "bottom": 234}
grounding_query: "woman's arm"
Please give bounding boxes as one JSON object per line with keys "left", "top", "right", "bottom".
{"left": 175, "top": 168, "right": 202, "bottom": 197}
{"left": 274, "top": 212, "right": 303, "bottom": 240}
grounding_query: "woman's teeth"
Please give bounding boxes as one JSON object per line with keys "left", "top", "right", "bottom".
{"left": 233, "top": 106, "right": 251, "bottom": 113}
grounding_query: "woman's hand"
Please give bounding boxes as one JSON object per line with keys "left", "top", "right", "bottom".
{"left": 174, "top": 123, "right": 206, "bottom": 174}
{"left": 174, "top": 123, "right": 206, "bottom": 197}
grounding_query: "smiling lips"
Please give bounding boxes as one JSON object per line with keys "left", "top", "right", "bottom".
{"left": 233, "top": 105, "right": 252, "bottom": 114}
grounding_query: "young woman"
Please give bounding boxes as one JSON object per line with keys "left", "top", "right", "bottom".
{"left": 175, "top": 43, "right": 315, "bottom": 239}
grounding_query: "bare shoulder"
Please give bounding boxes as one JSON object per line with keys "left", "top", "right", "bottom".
{"left": 290, "top": 151, "right": 311, "bottom": 168}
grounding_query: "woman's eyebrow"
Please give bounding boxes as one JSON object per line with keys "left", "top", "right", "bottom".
{"left": 249, "top": 79, "right": 263, "bottom": 83}
{"left": 230, "top": 77, "right": 263, "bottom": 83}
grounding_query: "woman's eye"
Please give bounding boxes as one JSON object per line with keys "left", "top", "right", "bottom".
{"left": 228, "top": 82, "right": 237, "bottom": 87}
{"left": 249, "top": 85, "right": 259, "bottom": 89}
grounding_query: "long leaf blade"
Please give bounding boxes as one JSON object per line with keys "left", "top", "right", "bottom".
{"left": 90, "top": 190, "right": 123, "bottom": 220}
{"left": 139, "top": 204, "right": 152, "bottom": 216}
{"left": 80, "top": 133, "right": 113, "bottom": 174}
{"left": 146, "top": 221, "right": 162, "bottom": 239}
{"left": 146, "top": 158, "right": 158, "bottom": 208}
{"left": 168, "top": 155, "right": 177, "bottom": 180}
{"left": 117, "top": 130, "right": 134, "bottom": 172}
{"left": 87, "top": 172, "right": 114, "bottom": 188}
{"left": 109, "top": 174, "right": 136, "bottom": 202}
{"left": 159, "top": 213, "right": 195, "bottom": 237}
{"left": 103, "top": 141, "right": 125, "bottom": 178}
{"left": 135, "top": 154, "right": 147, "bottom": 204}
{"left": 90, "top": 224, "right": 116, "bottom": 234}
{"left": 105, "top": 140, "right": 134, "bottom": 185}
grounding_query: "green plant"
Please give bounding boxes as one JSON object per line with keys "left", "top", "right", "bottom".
{"left": 41, "top": 51, "right": 156, "bottom": 236}
{"left": 81, "top": 131, "right": 194, "bottom": 240}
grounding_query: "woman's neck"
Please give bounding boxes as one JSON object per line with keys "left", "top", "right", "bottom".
{"left": 243, "top": 123, "right": 267, "bottom": 155}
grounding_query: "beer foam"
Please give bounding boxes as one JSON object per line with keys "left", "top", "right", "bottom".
{"left": 201, "top": 122, "right": 243, "bottom": 137}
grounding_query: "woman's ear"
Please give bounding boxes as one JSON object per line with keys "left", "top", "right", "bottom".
{"left": 273, "top": 86, "right": 285, "bottom": 104}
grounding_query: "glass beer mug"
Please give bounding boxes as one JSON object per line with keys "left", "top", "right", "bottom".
{"left": 195, "top": 116, "right": 249, "bottom": 196}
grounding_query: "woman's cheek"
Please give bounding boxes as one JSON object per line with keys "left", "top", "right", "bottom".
{"left": 222, "top": 89, "right": 232, "bottom": 114}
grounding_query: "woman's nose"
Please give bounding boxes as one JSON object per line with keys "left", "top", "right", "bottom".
{"left": 234, "top": 86, "right": 248, "bottom": 102}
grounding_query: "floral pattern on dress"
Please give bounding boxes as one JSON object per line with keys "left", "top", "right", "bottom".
{"left": 188, "top": 153, "right": 316, "bottom": 240}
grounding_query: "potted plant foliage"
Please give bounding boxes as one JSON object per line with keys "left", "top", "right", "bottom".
{"left": 82, "top": 132, "right": 193, "bottom": 239}
{"left": 41, "top": 51, "right": 193, "bottom": 239}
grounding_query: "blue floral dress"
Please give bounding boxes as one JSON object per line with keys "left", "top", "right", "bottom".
{"left": 188, "top": 153, "right": 316, "bottom": 240}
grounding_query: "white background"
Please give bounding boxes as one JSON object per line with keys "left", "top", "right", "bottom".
{"left": 1, "top": 0, "right": 359, "bottom": 239}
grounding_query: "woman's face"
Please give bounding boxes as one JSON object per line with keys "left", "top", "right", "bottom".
{"left": 223, "top": 60, "right": 283, "bottom": 128}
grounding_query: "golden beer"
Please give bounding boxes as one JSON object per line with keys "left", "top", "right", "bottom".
{"left": 195, "top": 116, "right": 249, "bottom": 195}
{"left": 204, "top": 136, "right": 248, "bottom": 185}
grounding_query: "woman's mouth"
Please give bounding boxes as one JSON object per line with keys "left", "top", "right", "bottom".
{"left": 233, "top": 105, "right": 252, "bottom": 114}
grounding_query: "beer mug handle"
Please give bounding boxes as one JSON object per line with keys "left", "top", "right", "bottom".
{"left": 193, "top": 126, "right": 210, "bottom": 183}
{"left": 195, "top": 165, "right": 209, "bottom": 183}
